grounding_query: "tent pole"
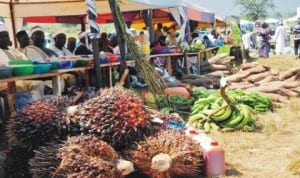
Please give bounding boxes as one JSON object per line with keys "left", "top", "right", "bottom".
{"left": 87, "top": 0, "right": 101, "bottom": 89}
{"left": 9, "top": 0, "right": 17, "bottom": 48}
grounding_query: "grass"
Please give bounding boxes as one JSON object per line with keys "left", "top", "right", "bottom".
{"left": 208, "top": 54, "right": 300, "bottom": 177}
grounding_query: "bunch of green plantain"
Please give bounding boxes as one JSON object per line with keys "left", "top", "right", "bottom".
{"left": 187, "top": 89, "right": 272, "bottom": 132}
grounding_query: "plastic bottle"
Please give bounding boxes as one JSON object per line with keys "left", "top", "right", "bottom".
{"left": 204, "top": 141, "right": 225, "bottom": 178}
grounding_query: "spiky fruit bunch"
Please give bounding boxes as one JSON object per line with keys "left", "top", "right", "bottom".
{"left": 7, "top": 96, "right": 70, "bottom": 147}
{"left": 69, "top": 87, "right": 153, "bottom": 150}
{"left": 125, "top": 129, "right": 203, "bottom": 178}
{"left": 29, "top": 136, "right": 123, "bottom": 178}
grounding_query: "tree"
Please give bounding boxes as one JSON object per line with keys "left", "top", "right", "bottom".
{"left": 235, "top": 0, "right": 275, "bottom": 21}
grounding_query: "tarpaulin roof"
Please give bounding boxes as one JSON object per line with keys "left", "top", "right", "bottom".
{"left": 0, "top": 0, "right": 215, "bottom": 45}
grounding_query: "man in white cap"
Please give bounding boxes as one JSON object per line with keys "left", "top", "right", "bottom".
{"left": 274, "top": 21, "right": 287, "bottom": 55}
{"left": 74, "top": 31, "right": 92, "bottom": 55}
{"left": 23, "top": 26, "right": 57, "bottom": 62}
{"left": 49, "top": 31, "right": 73, "bottom": 57}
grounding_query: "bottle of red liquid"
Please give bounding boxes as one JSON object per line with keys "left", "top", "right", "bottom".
{"left": 204, "top": 141, "right": 225, "bottom": 177}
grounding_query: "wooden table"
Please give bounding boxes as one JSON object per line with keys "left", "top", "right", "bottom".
{"left": 149, "top": 53, "right": 184, "bottom": 75}
{"left": 51, "top": 66, "right": 93, "bottom": 96}
{"left": 99, "top": 60, "right": 135, "bottom": 87}
{"left": 0, "top": 66, "right": 92, "bottom": 97}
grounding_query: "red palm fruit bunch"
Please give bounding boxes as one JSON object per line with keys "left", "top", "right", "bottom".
{"left": 124, "top": 129, "right": 203, "bottom": 178}
{"left": 30, "top": 135, "right": 134, "bottom": 178}
{"left": 68, "top": 87, "right": 153, "bottom": 150}
{"left": 6, "top": 96, "right": 71, "bottom": 148}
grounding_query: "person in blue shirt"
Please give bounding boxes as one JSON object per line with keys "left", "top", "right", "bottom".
{"left": 203, "top": 35, "right": 216, "bottom": 48}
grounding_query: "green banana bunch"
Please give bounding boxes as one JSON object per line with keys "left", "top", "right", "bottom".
{"left": 234, "top": 104, "right": 255, "bottom": 129}
{"left": 220, "top": 108, "right": 244, "bottom": 128}
{"left": 210, "top": 105, "right": 233, "bottom": 122}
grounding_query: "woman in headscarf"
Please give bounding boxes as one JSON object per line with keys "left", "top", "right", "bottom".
{"left": 258, "top": 22, "right": 272, "bottom": 58}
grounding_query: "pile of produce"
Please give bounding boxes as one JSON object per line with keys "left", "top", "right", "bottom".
{"left": 180, "top": 54, "right": 235, "bottom": 88}
{"left": 180, "top": 40, "right": 206, "bottom": 53}
{"left": 199, "top": 53, "right": 235, "bottom": 76}
{"left": 29, "top": 135, "right": 134, "bottom": 178}
{"left": 188, "top": 87, "right": 272, "bottom": 132}
{"left": 124, "top": 129, "right": 203, "bottom": 178}
{"left": 227, "top": 63, "right": 300, "bottom": 107}
{"left": 66, "top": 87, "right": 153, "bottom": 150}
{"left": 6, "top": 96, "right": 71, "bottom": 148}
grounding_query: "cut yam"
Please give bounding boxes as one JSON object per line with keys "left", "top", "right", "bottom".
{"left": 244, "top": 71, "right": 271, "bottom": 83}
{"left": 279, "top": 67, "right": 300, "bottom": 81}
{"left": 257, "top": 75, "right": 278, "bottom": 83}
{"left": 164, "top": 87, "right": 190, "bottom": 99}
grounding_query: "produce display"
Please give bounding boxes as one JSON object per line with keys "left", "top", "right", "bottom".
{"left": 29, "top": 135, "right": 133, "bottom": 178}
{"left": 181, "top": 54, "right": 235, "bottom": 88}
{"left": 227, "top": 63, "right": 300, "bottom": 108}
{"left": 66, "top": 87, "right": 153, "bottom": 150}
{"left": 6, "top": 96, "right": 71, "bottom": 148}
{"left": 124, "top": 129, "right": 203, "bottom": 178}
{"left": 188, "top": 88, "right": 272, "bottom": 132}
{"left": 180, "top": 40, "right": 206, "bottom": 53}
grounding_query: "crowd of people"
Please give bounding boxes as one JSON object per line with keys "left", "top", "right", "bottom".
{"left": 241, "top": 18, "right": 300, "bottom": 59}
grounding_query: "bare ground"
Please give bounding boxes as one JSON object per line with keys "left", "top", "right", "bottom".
{"left": 207, "top": 54, "right": 300, "bottom": 178}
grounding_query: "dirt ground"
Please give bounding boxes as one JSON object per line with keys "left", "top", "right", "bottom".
{"left": 207, "top": 54, "right": 300, "bottom": 178}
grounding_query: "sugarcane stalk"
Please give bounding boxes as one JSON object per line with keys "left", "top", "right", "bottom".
{"left": 109, "top": 0, "right": 167, "bottom": 99}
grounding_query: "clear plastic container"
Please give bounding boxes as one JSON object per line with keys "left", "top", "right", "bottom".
{"left": 204, "top": 141, "right": 225, "bottom": 177}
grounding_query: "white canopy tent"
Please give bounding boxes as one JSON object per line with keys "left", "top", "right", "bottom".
{"left": 240, "top": 19, "right": 253, "bottom": 25}
{"left": 264, "top": 18, "right": 279, "bottom": 24}
{"left": 285, "top": 15, "right": 300, "bottom": 23}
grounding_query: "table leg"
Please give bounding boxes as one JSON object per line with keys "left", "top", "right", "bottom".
{"left": 7, "top": 81, "right": 16, "bottom": 117}
{"left": 184, "top": 53, "right": 189, "bottom": 74}
{"left": 109, "top": 66, "right": 112, "bottom": 87}
{"left": 52, "top": 75, "right": 62, "bottom": 96}
{"left": 197, "top": 52, "right": 201, "bottom": 74}
{"left": 167, "top": 56, "right": 172, "bottom": 75}
{"left": 84, "top": 71, "right": 90, "bottom": 87}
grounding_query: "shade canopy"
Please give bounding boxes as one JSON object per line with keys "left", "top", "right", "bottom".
{"left": 0, "top": 0, "right": 215, "bottom": 45}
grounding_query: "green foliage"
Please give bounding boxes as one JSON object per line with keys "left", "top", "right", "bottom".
{"left": 234, "top": 0, "right": 275, "bottom": 21}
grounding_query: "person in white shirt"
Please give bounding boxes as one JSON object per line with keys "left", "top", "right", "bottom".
{"left": 242, "top": 31, "right": 252, "bottom": 50}
{"left": 49, "top": 31, "right": 73, "bottom": 57}
{"left": 0, "top": 24, "right": 44, "bottom": 115}
{"left": 274, "top": 22, "right": 287, "bottom": 55}
{"left": 24, "top": 26, "right": 57, "bottom": 62}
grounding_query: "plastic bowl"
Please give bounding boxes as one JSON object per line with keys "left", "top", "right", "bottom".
{"left": 9, "top": 60, "right": 33, "bottom": 65}
{"left": 109, "top": 55, "right": 119, "bottom": 63}
{"left": 33, "top": 63, "right": 51, "bottom": 74}
{"left": 74, "top": 60, "right": 90, "bottom": 67}
{"left": 58, "top": 61, "right": 75, "bottom": 69}
{"left": 47, "top": 61, "right": 60, "bottom": 70}
{"left": 151, "top": 48, "right": 171, "bottom": 54}
{"left": 99, "top": 56, "right": 109, "bottom": 64}
{"left": 11, "top": 65, "right": 34, "bottom": 76}
{"left": 0, "top": 67, "right": 13, "bottom": 79}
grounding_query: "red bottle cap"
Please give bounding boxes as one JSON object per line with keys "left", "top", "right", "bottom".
{"left": 211, "top": 141, "right": 219, "bottom": 146}
{"left": 189, "top": 130, "right": 198, "bottom": 135}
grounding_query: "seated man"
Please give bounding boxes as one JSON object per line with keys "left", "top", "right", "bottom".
{"left": 0, "top": 24, "right": 44, "bottom": 115}
{"left": 23, "top": 26, "right": 57, "bottom": 62}
{"left": 49, "top": 31, "right": 73, "bottom": 57}
{"left": 16, "top": 30, "right": 30, "bottom": 53}
{"left": 74, "top": 31, "right": 92, "bottom": 55}
{"left": 67, "top": 37, "right": 77, "bottom": 54}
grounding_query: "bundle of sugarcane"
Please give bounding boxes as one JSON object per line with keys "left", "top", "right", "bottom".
{"left": 109, "top": 0, "right": 166, "bottom": 97}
